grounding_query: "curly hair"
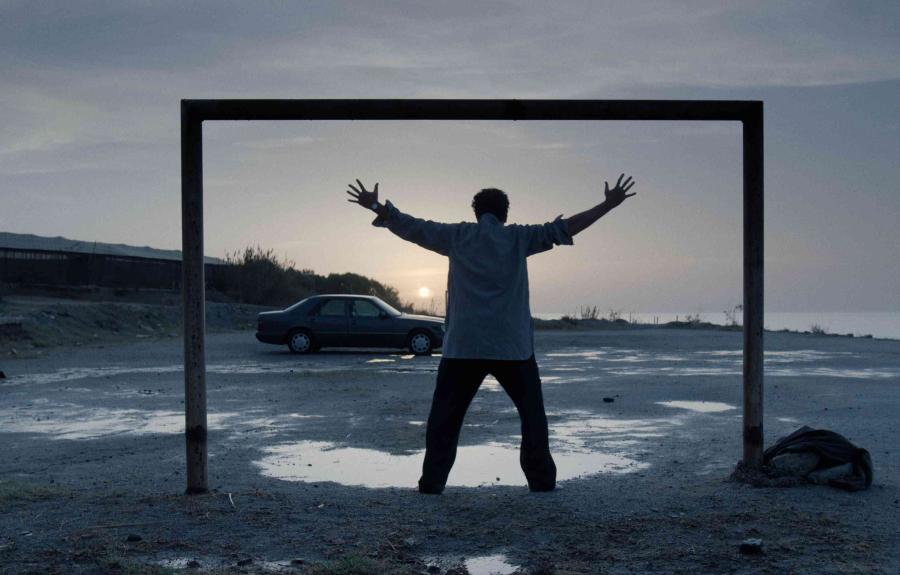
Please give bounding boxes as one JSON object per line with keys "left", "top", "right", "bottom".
{"left": 471, "top": 188, "right": 509, "bottom": 223}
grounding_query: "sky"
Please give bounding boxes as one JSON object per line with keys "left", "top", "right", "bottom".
{"left": 2, "top": 1, "right": 899, "bottom": 314}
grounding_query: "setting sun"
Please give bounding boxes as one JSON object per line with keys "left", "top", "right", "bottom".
{"left": 417, "top": 286, "right": 432, "bottom": 298}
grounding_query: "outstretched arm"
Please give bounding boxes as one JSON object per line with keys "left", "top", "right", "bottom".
{"left": 346, "top": 179, "right": 457, "bottom": 256}
{"left": 564, "top": 174, "right": 636, "bottom": 237}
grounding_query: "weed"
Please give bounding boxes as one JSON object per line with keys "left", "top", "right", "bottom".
{"left": 723, "top": 304, "right": 742, "bottom": 326}
{"left": 579, "top": 305, "right": 600, "bottom": 320}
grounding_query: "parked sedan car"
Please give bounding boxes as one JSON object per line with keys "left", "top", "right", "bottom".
{"left": 255, "top": 294, "right": 444, "bottom": 355}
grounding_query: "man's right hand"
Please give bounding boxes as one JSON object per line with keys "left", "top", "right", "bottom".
{"left": 604, "top": 173, "right": 636, "bottom": 207}
{"left": 346, "top": 179, "right": 381, "bottom": 212}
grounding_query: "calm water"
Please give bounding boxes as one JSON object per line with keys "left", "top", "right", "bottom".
{"left": 534, "top": 312, "right": 900, "bottom": 340}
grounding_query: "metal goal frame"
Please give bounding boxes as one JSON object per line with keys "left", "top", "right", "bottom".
{"left": 180, "top": 99, "right": 764, "bottom": 494}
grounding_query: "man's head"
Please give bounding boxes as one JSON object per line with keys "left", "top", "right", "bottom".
{"left": 471, "top": 188, "right": 509, "bottom": 223}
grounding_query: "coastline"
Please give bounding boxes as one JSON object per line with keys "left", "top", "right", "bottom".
{"left": 532, "top": 315, "right": 899, "bottom": 342}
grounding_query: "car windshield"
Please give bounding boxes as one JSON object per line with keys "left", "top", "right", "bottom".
{"left": 376, "top": 300, "right": 402, "bottom": 316}
{"left": 284, "top": 297, "right": 310, "bottom": 312}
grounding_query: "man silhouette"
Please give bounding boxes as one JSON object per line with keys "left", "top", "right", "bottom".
{"left": 347, "top": 175, "right": 636, "bottom": 493}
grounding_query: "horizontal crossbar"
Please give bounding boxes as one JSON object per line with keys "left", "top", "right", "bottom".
{"left": 182, "top": 99, "right": 761, "bottom": 122}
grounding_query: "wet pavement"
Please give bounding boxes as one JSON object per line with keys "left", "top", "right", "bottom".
{"left": 2, "top": 328, "right": 900, "bottom": 572}
{"left": 3, "top": 328, "right": 899, "bottom": 490}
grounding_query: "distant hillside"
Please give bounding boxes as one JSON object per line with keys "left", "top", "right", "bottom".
{"left": 0, "top": 231, "right": 223, "bottom": 264}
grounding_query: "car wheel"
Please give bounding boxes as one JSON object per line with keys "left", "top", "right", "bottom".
{"left": 287, "top": 330, "right": 315, "bottom": 354}
{"left": 408, "top": 331, "right": 434, "bottom": 356}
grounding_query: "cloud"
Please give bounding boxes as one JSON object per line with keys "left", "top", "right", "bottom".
{"left": 233, "top": 136, "right": 318, "bottom": 150}
{"left": 2, "top": 1, "right": 899, "bottom": 311}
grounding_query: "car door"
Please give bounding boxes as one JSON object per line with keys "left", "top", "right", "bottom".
{"left": 307, "top": 298, "right": 349, "bottom": 346}
{"left": 349, "top": 299, "right": 394, "bottom": 347}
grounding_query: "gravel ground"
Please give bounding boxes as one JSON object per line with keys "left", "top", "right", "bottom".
{"left": 1, "top": 327, "right": 899, "bottom": 574}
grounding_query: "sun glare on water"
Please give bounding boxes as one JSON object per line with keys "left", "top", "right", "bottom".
{"left": 418, "top": 286, "right": 432, "bottom": 298}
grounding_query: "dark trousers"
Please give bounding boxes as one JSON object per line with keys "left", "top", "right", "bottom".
{"left": 419, "top": 354, "right": 556, "bottom": 492}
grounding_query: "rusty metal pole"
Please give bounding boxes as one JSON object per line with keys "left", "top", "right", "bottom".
{"left": 181, "top": 102, "right": 208, "bottom": 494}
{"left": 742, "top": 103, "right": 764, "bottom": 469}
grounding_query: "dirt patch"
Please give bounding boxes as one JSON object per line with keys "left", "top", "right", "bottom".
{"left": 0, "top": 296, "right": 267, "bottom": 357}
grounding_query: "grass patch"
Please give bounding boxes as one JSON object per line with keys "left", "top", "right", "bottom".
{"left": 307, "top": 555, "right": 417, "bottom": 575}
{"left": 115, "top": 563, "right": 179, "bottom": 575}
{"left": 0, "top": 478, "right": 65, "bottom": 503}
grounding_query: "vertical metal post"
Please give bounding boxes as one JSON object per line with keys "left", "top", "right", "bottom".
{"left": 742, "top": 103, "right": 764, "bottom": 468}
{"left": 181, "top": 102, "right": 208, "bottom": 494}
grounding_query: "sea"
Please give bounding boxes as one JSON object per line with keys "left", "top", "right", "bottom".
{"left": 532, "top": 312, "right": 900, "bottom": 340}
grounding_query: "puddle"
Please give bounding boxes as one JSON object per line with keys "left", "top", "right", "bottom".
{"left": 766, "top": 366, "right": 900, "bottom": 379}
{"left": 539, "top": 347, "right": 898, "bottom": 380}
{"left": 3, "top": 365, "right": 184, "bottom": 387}
{"left": 256, "top": 437, "right": 646, "bottom": 488}
{"left": 158, "top": 557, "right": 208, "bottom": 570}
{"left": 552, "top": 414, "right": 675, "bottom": 441}
{"left": 4, "top": 357, "right": 441, "bottom": 387}
{"left": 158, "top": 557, "right": 298, "bottom": 572}
{"left": 0, "top": 405, "right": 237, "bottom": 440}
{"left": 256, "top": 410, "right": 663, "bottom": 487}
{"left": 548, "top": 367, "right": 586, "bottom": 371}
{"left": 465, "top": 554, "right": 519, "bottom": 575}
{"left": 657, "top": 401, "right": 736, "bottom": 413}
{"left": 604, "top": 365, "right": 900, "bottom": 379}
{"left": 0, "top": 403, "right": 320, "bottom": 441}
{"left": 481, "top": 375, "right": 501, "bottom": 391}
{"left": 546, "top": 350, "right": 606, "bottom": 358}
{"left": 424, "top": 554, "right": 519, "bottom": 575}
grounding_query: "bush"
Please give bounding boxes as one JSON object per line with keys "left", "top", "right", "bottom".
{"left": 207, "top": 245, "right": 404, "bottom": 309}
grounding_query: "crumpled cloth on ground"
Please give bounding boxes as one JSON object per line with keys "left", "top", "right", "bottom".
{"left": 763, "top": 426, "right": 873, "bottom": 491}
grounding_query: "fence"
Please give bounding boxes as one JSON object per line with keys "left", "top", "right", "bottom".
{"left": 0, "top": 247, "right": 227, "bottom": 291}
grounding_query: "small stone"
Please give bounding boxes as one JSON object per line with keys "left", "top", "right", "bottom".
{"left": 125, "top": 533, "right": 142, "bottom": 542}
{"left": 187, "top": 560, "right": 201, "bottom": 569}
{"left": 236, "top": 558, "right": 252, "bottom": 566}
{"left": 739, "top": 538, "right": 763, "bottom": 555}
{"left": 290, "top": 559, "right": 306, "bottom": 565}
{"left": 0, "top": 370, "right": 5, "bottom": 379}
{"left": 603, "top": 397, "right": 615, "bottom": 403}
{"left": 427, "top": 565, "right": 441, "bottom": 574}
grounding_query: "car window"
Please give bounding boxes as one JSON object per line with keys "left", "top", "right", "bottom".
{"left": 352, "top": 299, "right": 382, "bottom": 318}
{"left": 316, "top": 299, "right": 346, "bottom": 317}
